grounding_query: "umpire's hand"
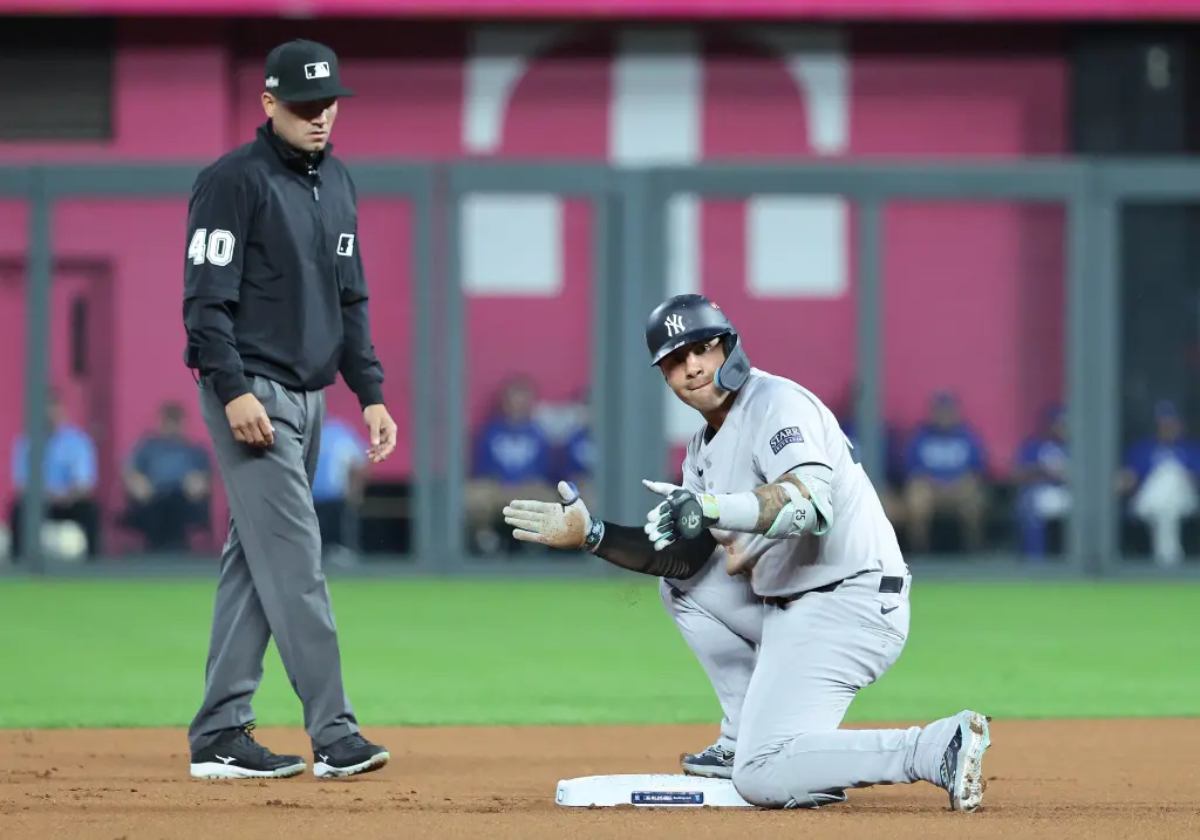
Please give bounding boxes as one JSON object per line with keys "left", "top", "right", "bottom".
{"left": 363, "top": 404, "right": 397, "bottom": 464}
{"left": 225, "top": 393, "right": 275, "bottom": 448}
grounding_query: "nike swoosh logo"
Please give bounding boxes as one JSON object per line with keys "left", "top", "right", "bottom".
{"left": 215, "top": 755, "right": 236, "bottom": 764}
{"left": 880, "top": 605, "right": 899, "bottom": 615}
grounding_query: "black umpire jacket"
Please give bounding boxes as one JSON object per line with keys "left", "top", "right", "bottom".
{"left": 182, "top": 121, "right": 384, "bottom": 409}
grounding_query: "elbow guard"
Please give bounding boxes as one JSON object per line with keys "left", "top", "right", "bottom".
{"left": 763, "top": 467, "right": 833, "bottom": 538}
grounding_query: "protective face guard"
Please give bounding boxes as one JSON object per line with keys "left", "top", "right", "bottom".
{"left": 650, "top": 330, "right": 751, "bottom": 393}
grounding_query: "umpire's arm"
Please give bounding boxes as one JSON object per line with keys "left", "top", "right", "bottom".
{"left": 183, "top": 167, "right": 251, "bottom": 405}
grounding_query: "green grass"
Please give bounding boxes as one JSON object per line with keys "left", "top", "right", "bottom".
{"left": 0, "top": 578, "right": 1197, "bottom": 729}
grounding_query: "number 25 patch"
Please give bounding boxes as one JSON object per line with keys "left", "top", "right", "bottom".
{"left": 769, "top": 426, "right": 804, "bottom": 455}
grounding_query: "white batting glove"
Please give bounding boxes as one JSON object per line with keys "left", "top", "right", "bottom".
{"left": 504, "top": 481, "right": 595, "bottom": 550}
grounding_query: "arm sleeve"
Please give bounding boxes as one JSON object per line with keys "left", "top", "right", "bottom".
{"left": 752, "top": 391, "right": 833, "bottom": 483}
{"left": 337, "top": 179, "right": 385, "bottom": 409}
{"left": 594, "top": 523, "right": 717, "bottom": 579}
{"left": 182, "top": 167, "right": 252, "bottom": 406}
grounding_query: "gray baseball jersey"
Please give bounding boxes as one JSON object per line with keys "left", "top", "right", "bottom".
{"left": 681, "top": 368, "right": 907, "bottom": 597}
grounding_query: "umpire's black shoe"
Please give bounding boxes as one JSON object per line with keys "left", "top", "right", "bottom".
{"left": 190, "top": 724, "right": 306, "bottom": 779}
{"left": 313, "top": 732, "right": 390, "bottom": 779}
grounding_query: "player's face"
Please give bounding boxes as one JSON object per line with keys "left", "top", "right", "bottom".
{"left": 262, "top": 93, "right": 339, "bottom": 152}
{"left": 660, "top": 337, "right": 730, "bottom": 413}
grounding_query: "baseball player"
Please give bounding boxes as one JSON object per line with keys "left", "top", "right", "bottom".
{"left": 183, "top": 39, "right": 392, "bottom": 780}
{"left": 504, "top": 294, "right": 991, "bottom": 811}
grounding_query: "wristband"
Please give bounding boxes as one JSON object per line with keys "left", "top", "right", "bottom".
{"left": 584, "top": 518, "right": 606, "bottom": 553}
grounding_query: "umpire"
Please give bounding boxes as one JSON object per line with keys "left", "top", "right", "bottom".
{"left": 182, "top": 39, "right": 395, "bottom": 780}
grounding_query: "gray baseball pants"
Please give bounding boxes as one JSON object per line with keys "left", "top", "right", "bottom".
{"left": 188, "top": 374, "right": 358, "bottom": 752}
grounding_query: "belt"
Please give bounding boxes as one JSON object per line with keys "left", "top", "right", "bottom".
{"left": 763, "top": 572, "right": 904, "bottom": 609}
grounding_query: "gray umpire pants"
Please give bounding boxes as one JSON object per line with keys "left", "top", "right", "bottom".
{"left": 188, "top": 373, "right": 359, "bottom": 752}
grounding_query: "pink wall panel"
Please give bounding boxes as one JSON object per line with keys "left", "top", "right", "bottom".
{"left": 0, "top": 20, "right": 1069, "bottom": 524}
{"left": 464, "top": 200, "right": 594, "bottom": 445}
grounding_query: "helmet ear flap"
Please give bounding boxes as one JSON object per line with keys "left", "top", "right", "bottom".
{"left": 715, "top": 332, "right": 750, "bottom": 392}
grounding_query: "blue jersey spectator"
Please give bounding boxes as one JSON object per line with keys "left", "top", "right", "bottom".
{"left": 312, "top": 417, "right": 368, "bottom": 554}
{"left": 13, "top": 424, "right": 96, "bottom": 499}
{"left": 1013, "top": 405, "right": 1070, "bottom": 559}
{"left": 313, "top": 418, "right": 367, "bottom": 503}
{"left": 466, "top": 376, "right": 554, "bottom": 554}
{"left": 1119, "top": 400, "right": 1200, "bottom": 566}
{"left": 1122, "top": 402, "right": 1200, "bottom": 485}
{"left": 904, "top": 401, "right": 987, "bottom": 483}
{"left": 472, "top": 381, "right": 551, "bottom": 484}
{"left": 120, "top": 402, "right": 211, "bottom": 552}
{"left": 9, "top": 392, "right": 100, "bottom": 559}
{"left": 901, "top": 392, "right": 988, "bottom": 553}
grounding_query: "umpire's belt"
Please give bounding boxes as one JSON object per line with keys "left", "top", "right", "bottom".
{"left": 762, "top": 572, "right": 904, "bottom": 609}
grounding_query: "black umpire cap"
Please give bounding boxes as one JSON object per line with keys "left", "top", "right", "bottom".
{"left": 264, "top": 39, "right": 354, "bottom": 102}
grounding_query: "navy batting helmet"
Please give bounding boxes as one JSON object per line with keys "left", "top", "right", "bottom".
{"left": 644, "top": 294, "right": 751, "bottom": 392}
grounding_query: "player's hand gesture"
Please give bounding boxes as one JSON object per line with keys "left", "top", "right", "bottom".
{"left": 504, "top": 481, "right": 592, "bottom": 550}
{"left": 642, "top": 479, "right": 719, "bottom": 550}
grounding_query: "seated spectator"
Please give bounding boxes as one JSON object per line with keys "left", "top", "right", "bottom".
{"left": 9, "top": 392, "right": 100, "bottom": 560}
{"left": 466, "top": 375, "right": 554, "bottom": 553}
{"left": 1119, "top": 400, "right": 1200, "bottom": 567}
{"left": 901, "top": 392, "right": 988, "bottom": 553}
{"left": 1013, "top": 404, "right": 1070, "bottom": 560}
{"left": 312, "top": 416, "right": 368, "bottom": 557}
{"left": 120, "top": 401, "right": 211, "bottom": 551}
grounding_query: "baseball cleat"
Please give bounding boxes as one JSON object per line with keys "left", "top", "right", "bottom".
{"left": 680, "top": 743, "right": 736, "bottom": 779}
{"left": 313, "top": 733, "right": 390, "bottom": 779}
{"left": 939, "top": 710, "right": 991, "bottom": 812}
{"left": 190, "top": 724, "right": 306, "bottom": 780}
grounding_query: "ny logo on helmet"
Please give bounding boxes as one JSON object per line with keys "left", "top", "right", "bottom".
{"left": 664, "top": 314, "right": 685, "bottom": 337}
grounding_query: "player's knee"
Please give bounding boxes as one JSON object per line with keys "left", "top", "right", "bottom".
{"left": 732, "top": 753, "right": 790, "bottom": 808}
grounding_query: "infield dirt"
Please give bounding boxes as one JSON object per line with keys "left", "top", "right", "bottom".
{"left": 2, "top": 719, "right": 1197, "bottom": 839}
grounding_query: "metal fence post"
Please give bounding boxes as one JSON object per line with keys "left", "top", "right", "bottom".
{"left": 21, "top": 168, "right": 52, "bottom": 573}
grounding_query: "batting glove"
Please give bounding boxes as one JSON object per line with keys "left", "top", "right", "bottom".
{"left": 504, "top": 481, "right": 601, "bottom": 551}
{"left": 642, "top": 479, "right": 720, "bottom": 550}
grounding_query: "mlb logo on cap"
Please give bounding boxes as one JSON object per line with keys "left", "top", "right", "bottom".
{"left": 304, "top": 62, "right": 330, "bottom": 80}
{"left": 263, "top": 39, "right": 354, "bottom": 102}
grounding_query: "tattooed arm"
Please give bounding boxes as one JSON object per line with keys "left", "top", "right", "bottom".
{"left": 644, "top": 463, "right": 833, "bottom": 547}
